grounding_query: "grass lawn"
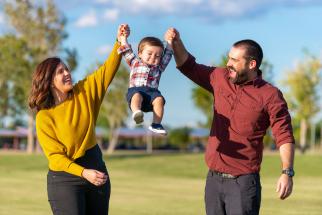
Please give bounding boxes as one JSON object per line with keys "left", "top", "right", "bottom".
{"left": 0, "top": 151, "right": 321, "bottom": 215}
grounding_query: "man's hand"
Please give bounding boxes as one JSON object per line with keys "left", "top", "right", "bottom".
{"left": 82, "top": 169, "right": 108, "bottom": 186}
{"left": 117, "top": 24, "right": 130, "bottom": 44}
{"left": 165, "top": 27, "right": 188, "bottom": 66}
{"left": 276, "top": 174, "right": 293, "bottom": 200}
{"left": 164, "top": 27, "right": 180, "bottom": 45}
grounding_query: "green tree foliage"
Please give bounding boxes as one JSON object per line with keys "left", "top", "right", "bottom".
{"left": 282, "top": 52, "right": 321, "bottom": 152}
{"left": 283, "top": 54, "right": 321, "bottom": 118}
{"left": 0, "top": 35, "right": 31, "bottom": 122}
{"left": 191, "top": 86, "right": 213, "bottom": 127}
{"left": 3, "top": 0, "right": 77, "bottom": 111}
{"left": 97, "top": 64, "right": 129, "bottom": 130}
{"left": 4, "top": 0, "right": 67, "bottom": 60}
{"left": 103, "top": 64, "right": 129, "bottom": 154}
{"left": 2, "top": 0, "right": 77, "bottom": 152}
{"left": 85, "top": 62, "right": 129, "bottom": 153}
{"left": 168, "top": 127, "right": 192, "bottom": 150}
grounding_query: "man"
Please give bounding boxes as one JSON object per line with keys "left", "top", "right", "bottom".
{"left": 165, "top": 28, "right": 295, "bottom": 215}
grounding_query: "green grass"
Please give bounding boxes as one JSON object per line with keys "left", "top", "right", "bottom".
{"left": 0, "top": 152, "right": 321, "bottom": 214}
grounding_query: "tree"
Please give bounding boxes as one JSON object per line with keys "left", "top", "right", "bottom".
{"left": 282, "top": 52, "right": 321, "bottom": 153}
{"left": 85, "top": 63, "right": 129, "bottom": 154}
{"left": 191, "top": 86, "right": 213, "bottom": 127}
{"left": 3, "top": 0, "right": 77, "bottom": 153}
{"left": 4, "top": 0, "right": 67, "bottom": 60}
{"left": 103, "top": 64, "right": 129, "bottom": 154}
{"left": 0, "top": 35, "right": 31, "bottom": 127}
{"left": 168, "top": 127, "right": 192, "bottom": 150}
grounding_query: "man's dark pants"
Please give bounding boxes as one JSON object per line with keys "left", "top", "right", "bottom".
{"left": 205, "top": 170, "right": 261, "bottom": 215}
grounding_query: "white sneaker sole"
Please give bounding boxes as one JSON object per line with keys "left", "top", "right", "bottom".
{"left": 132, "top": 110, "right": 144, "bottom": 124}
{"left": 148, "top": 126, "right": 167, "bottom": 135}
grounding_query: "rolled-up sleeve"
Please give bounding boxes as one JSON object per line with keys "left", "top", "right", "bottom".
{"left": 267, "top": 89, "right": 295, "bottom": 147}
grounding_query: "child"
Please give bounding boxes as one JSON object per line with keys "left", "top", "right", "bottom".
{"left": 117, "top": 24, "right": 173, "bottom": 135}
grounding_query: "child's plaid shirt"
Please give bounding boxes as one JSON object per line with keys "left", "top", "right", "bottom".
{"left": 117, "top": 44, "right": 173, "bottom": 89}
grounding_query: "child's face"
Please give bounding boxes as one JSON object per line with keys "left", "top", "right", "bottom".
{"left": 138, "top": 45, "right": 163, "bottom": 66}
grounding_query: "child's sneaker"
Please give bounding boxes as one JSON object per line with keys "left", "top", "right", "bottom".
{"left": 148, "top": 123, "right": 167, "bottom": 135}
{"left": 132, "top": 110, "right": 144, "bottom": 124}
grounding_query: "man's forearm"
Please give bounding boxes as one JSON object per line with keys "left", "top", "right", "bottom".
{"left": 172, "top": 38, "right": 189, "bottom": 67}
{"left": 279, "top": 143, "right": 295, "bottom": 169}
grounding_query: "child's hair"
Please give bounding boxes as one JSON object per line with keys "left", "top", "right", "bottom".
{"left": 138, "top": 37, "right": 164, "bottom": 53}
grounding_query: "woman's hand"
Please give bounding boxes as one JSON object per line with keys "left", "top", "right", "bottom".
{"left": 82, "top": 169, "right": 108, "bottom": 186}
{"left": 117, "top": 24, "right": 130, "bottom": 44}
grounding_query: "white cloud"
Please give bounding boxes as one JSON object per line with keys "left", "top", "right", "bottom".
{"left": 97, "top": 44, "right": 113, "bottom": 55}
{"left": 75, "top": 10, "right": 98, "bottom": 28}
{"left": 95, "top": 0, "right": 110, "bottom": 3}
{"left": 113, "top": 0, "right": 182, "bottom": 14}
{"left": 92, "top": 0, "right": 322, "bottom": 21}
{"left": 103, "top": 8, "right": 119, "bottom": 21}
{"left": 64, "top": 0, "right": 322, "bottom": 24}
{"left": 198, "top": 0, "right": 267, "bottom": 18}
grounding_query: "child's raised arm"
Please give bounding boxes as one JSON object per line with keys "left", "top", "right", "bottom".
{"left": 117, "top": 24, "right": 139, "bottom": 67}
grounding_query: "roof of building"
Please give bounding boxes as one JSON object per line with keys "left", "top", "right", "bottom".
{"left": 0, "top": 127, "right": 209, "bottom": 138}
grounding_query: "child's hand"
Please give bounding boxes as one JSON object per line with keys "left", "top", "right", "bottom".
{"left": 117, "top": 24, "right": 130, "bottom": 44}
{"left": 165, "top": 27, "right": 180, "bottom": 45}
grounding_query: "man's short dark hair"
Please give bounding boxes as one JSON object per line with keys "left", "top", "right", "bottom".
{"left": 233, "top": 39, "right": 263, "bottom": 69}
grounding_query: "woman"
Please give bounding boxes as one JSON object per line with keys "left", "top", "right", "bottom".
{"left": 28, "top": 24, "right": 129, "bottom": 215}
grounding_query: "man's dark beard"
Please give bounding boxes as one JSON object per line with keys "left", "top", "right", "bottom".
{"left": 228, "top": 67, "right": 249, "bottom": 85}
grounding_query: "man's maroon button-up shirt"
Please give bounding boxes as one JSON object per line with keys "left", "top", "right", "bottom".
{"left": 178, "top": 54, "right": 294, "bottom": 176}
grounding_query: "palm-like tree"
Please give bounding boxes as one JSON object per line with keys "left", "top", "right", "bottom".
{"left": 282, "top": 53, "right": 321, "bottom": 153}
{"left": 96, "top": 64, "right": 129, "bottom": 154}
{"left": 3, "top": 0, "right": 77, "bottom": 153}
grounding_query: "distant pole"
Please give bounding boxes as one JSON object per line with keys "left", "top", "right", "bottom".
{"left": 27, "top": 114, "right": 34, "bottom": 154}
{"left": 107, "top": 129, "right": 120, "bottom": 155}
{"left": 310, "top": 123, "right": 316, "bottom": 151}
{"left": 320, "top": 122, "right": 322, "bottom": 149}
{"left": 299, "top": 118, "right": 307, "bottom": 153}
{"left": 146, "top": 131, "right": 153, "bottom": 154}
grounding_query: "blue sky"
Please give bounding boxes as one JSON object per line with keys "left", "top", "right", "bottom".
{"left": 1, "top": 0, "right": 322, "bottom": 128}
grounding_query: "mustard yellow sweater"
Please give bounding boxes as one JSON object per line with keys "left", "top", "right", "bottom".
{"left": 36, "top": 42, "right": 121, "bottom": 177}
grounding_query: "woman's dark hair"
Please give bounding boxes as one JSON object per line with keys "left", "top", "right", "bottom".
{"left": 28, "top": 57, "right": 63, "bottom": 112}
{"left": 233, "top": 39, "right": 263, "bottom": 69}
{"left": 138, "top": 36, "right": 164, "bottom": 53}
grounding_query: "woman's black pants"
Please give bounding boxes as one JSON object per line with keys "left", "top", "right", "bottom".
{"left": 47, "top": 145, "right": 110, "bottom": 215}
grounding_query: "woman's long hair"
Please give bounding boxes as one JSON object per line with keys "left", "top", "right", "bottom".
{"left": 28, "top": 57, "right": 62, "bottom": 112}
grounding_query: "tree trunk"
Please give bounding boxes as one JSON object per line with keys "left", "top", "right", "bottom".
{"left": 320, "top": 123, "right": 322, "bottom": 149}
{"left": 146, "top": 131, "right": 153, "bottom": 154}
{"left": 97, "top": 136, "right": 104, "bottom": 150}
{"left": 106, "top": 128, "right": 119, "bottom": 155}
{"left": 26, "top": 114, "right": 34, "bottom": 154}
{"left": 299, "top": 118, "right": 307, "bottom": 153}
{"left": 310, "top": 123, "right": 316, "bottom": 151}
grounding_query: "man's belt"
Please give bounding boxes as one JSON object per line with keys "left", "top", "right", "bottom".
{"left": 210, "top": 170, "right": 237, "bottom": 179}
